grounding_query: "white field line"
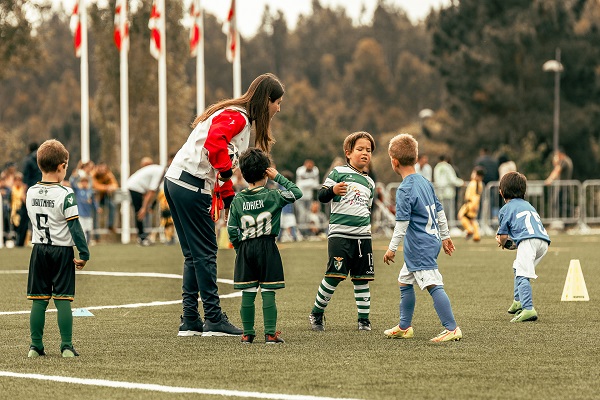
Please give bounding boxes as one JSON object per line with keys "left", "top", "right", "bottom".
{"left": 0, "top": 270, "right": 239, "bottom": 316}
{"left": 0, "top": 371, "right": 362, "bottom": 400}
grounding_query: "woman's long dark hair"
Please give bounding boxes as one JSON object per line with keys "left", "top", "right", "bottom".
{"left": 192, "top": 73, "right": 284, "bottom": 153}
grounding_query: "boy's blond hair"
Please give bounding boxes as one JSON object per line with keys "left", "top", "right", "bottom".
{"left": 388, "top": 133, "right": 418, "bottom": 166}
{"left": 343, "top": 131, "right": 375, "bottom": 162}
{"left": 37, "top": 139, "right": 69, "bottom": 173}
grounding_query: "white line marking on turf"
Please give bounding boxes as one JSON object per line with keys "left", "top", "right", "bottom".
{"left": 0, "top": 270, "right": 240, "bottom": 316}
{"left": 0, "top": 270, "right": 235, "bottom": 285}
{"left": 0, "top": 372, "right": 361, "bottom": 400}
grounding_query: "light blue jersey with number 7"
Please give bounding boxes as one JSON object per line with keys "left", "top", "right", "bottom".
{"left": 497, "top": 198, "right": 551, "bottom": 246}
{"left": 395, "top": 173, "right": 444, "bottom": 272}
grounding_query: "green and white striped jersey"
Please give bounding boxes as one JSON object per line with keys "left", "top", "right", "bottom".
{"left": 227, "top": 174, "right": 302, "bottom": 249}
{"left": 27, "top": 182, "right": 79, "bottom": 246}
{"left": 324, "top": 165, "right": 375, "bottom": 239}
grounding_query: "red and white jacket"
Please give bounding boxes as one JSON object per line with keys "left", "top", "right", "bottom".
{"left": 166, "top": 107, "right": 251, "bottom": 202}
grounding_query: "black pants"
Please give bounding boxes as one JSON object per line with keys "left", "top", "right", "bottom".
{"left": 129, "top": 190, "right": 148, "bottom": 240}
{"left": 164, "top": 179, "right": 222, "bottom": 322}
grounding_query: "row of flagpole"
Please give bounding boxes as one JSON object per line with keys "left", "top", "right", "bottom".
{"left": 69, "top": 0, "right": 240, "bottom": 243}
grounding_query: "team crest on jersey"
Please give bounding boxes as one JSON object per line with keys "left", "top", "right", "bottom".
{"left": 38, "top": 188, "right": 48, "bottom": 195}
{"left": 333, "top": 257, "right": 344, "bottom": 270}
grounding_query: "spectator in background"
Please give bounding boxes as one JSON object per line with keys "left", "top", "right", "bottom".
{"left": 295, "top": 159, "right": 320, "bottom": 227}
{"left": 92, "top": 162, "right": 119, "bottom": 235}
{"left": 140, "top": 157, "right": 154, "bottom": 168}
{"left": 458, "top": 166, "right": 485, "bottom": 242}
{"left": 498, "top": 154, "right": 517, "bottom": 179}
{"left": 307, "top": 200, "right": 327, "bottom": 239}
{"left": 278, "top": 170, "right": 302, "bottom": 242}
{"left": 475, "top": 147, "right": 500, "bottom": 221}
{"left": 18, "top": 143, "right": 42, "bottom": 246}
{"left": 433, "top": 155, "right": 464, "bottom": 226}
{"left": 70, "top": 174, "right": 98, "bottom": 244}
{"left": 127, "top": 162, "right": 167, "bottom": 246}
{"left": 544, "top": 147, "right": 573, "bottom": 219}
{"left": 415, "top": 154, "right": 432, "bottom": 181}
{"left": 10, "top": 172, "right": 26, "bottom": 241}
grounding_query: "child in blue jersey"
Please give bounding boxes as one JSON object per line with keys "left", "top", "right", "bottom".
{"left": 383, "top": 133, "right": 462, "bottom": 342}
{"left": 308, "top": 131, "right": 376, "bottom": 332}
{"left": 496, "top": 171, "right": 550, "bottom": 322}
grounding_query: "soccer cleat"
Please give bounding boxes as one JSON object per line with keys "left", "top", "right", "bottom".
{"left": 27, "top": 345, "right": 46, "bottom": 358}
{"left": 430, "top": 327, "right": 462, "bottom": 343}
{"left": 241, "top": 334, "right": 255, "bottom": 344}
{"left": 265, "top": 331, "right": 285, "bottom": 344}
{"left": 202, "top": 313, "right": 242, "bottom": 336}
{"left": 507, "top": 300, "right": 522, "bottom": 314}
{"left": 358, "top": 318, "right": 372, "bottom": 331}
{"left": 384, "top": 325, "right": 414, "bottom": 339}
{"left": 309, "top": 313, "right": 325, "bottom": 331}
{"left": 178, "top": 315, "right": 203, "bottom": 337}
{"left": 510, "top": 308, "right": 538, "bottom": 322}
{"left": 61, "top": 344, "right": 80, "bottom": 357}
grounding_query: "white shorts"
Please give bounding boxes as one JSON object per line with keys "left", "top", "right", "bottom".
{"left": 513, "top": 238, "right": 549, "bottom": 279}
{"left": 79, "top": 217, "right": 93, "bottom": 234}
{"left": 398, "top": 263, "right": 444, "bottom": 290}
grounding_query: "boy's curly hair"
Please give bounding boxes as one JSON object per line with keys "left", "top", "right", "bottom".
{"left": 499, "top": 171, "right": 527, "bottom": 200}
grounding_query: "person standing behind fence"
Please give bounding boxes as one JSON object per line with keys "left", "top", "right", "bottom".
{"left": 544, "top": 147, "right": 573, "bottom": 219}
{"left": 92, "top": 162, "right": 119, "bottom": 235}
{"left": 295, "top": 159, "right": 320, "bottom": 229}
{"left": 475, "top": 147, "right": 499, "bottom": 220}
{"left": 18, "top": 143, "right": 43, "bottom": 247}
{"left": 433, "top": 155, "right": 464, "bottom": 227}
{"left": 164, "top": 73, "right": 284, "bottom": 337}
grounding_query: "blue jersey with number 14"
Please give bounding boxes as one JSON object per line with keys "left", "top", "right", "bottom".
{"left": 497, "top": 198, "right": 551, "bottom": 246}
{"left": 396, "top": 173, "right": 443, "bottom": 272}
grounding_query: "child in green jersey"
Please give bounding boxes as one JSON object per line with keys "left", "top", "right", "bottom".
{"left": 228, "top": 148, "right": 302, "bottom": 344}
{"left": 308, "top": 131, "right": 376, "bottom": 332}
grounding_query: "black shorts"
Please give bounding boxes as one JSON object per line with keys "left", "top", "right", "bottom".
{"left": 27, "top": 244, "right": 76, "bottom": 301}
{"left": 325, "top": 237, "right": 374, "bottom": 281}
{"left": 234, "top": 236, "right": 284, "bottom": 290}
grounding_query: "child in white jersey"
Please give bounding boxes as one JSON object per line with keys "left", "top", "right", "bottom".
{"left": 308, "top": 131, "right": 376, "bottom": 332}
{"left": 26, "top": 139, "right": 89, "bottom": 358}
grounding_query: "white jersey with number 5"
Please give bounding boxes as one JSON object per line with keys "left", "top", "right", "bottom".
{"left": 27, "top": 182, "right": 79, "bottom": 246}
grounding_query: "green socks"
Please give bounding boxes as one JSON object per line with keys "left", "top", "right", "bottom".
{"left": 353, "top": 279, "right": 371, "bottom": 320}
{"left": 240, "top": 291, "right": 257, "bottom": 335}
{"left": 311, "top": 276, "right": 342, "bottom": 314}
{"left": 54, "top": 299, "right": 73, "bottom": 349}
{"left": 262, "top": 291, "right": 277, "bottom": 336}
{"left": 240, "top": 290, "right": 279, "bottom": 336}
{"left": 30, "top": 300, "right": 49, "bottom": 350}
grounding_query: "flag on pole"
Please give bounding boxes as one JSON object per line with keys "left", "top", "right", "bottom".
{"left": 113, "top": 0, "right": 129, "bottom": 52}
{"left": 223, "top": 0, "right": 236, "bottom": 63}
{"left": 189, "top": 0, "right": 202, "bottom": 57}
{"left": 149, "top": 0, "right": 163, "bottom": 60}
{"left": 69, "top": 1, "right": 82, "bottom": 57}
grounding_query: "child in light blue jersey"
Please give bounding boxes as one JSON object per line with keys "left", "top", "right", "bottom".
{"left": 383, "top": 133, "right": 462, "bottom": 343}
{"left": 308, "top": 131, "right": 376, "bottom": 332}
{"left": 496, "top": 171, "right": 550, "bottom": 322}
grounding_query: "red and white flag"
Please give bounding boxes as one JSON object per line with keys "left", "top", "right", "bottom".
{"left": 69, "top": 1, "right": 82, "bottom": 57}
{"left": 188, "top": 0, "right": 202, "bottom": 57}
{"left": 223, "top": 0, "right": 236, "bottom": 63}
{"left": 148, "top": 0, "right": 163, "bottom": 60}
{"left": 113, "top": 0, "right": 129, "bottom": 52}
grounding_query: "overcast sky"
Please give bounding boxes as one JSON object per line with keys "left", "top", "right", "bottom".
{"left": 56, "top": 0, "right": 451, "bottom": 37}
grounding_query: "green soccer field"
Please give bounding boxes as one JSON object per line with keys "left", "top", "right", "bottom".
{"left": 0, "top": 234, "right": 598, "bottom": 400}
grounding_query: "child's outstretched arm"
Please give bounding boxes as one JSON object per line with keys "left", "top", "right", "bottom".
{"left": 384, "top": 220, "right": 409, "bottom": 265}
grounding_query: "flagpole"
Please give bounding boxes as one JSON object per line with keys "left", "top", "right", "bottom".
{"left": 80, "top": 0, "right": 90, "bottom": 163}
{"left": 196, "top": 4, "right": 205, "bottom": 113}
{"left": 158, "top": 0, "right": 167, "bottom": 167}
{"left": 232, "top": 0, "right": 241, "bottom": 98}
{"left": 119, "top": 3, "right": 131, "bottom": 244}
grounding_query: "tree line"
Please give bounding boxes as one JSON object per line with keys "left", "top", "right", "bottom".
{"left": 1, "top": 0, "right": 599, "bottom": 184}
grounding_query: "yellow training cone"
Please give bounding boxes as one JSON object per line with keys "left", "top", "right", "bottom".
{"left": 561, "top": 259, "right": 590, "bottom": 301}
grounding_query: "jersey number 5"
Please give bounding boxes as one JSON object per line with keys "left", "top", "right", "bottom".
{"left": 36, "top": 213, "right": 53, "bottom": 244}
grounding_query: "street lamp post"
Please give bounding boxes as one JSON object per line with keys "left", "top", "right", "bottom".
{"left": 542, "top": 48, "right": 564, "bottom": 154}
